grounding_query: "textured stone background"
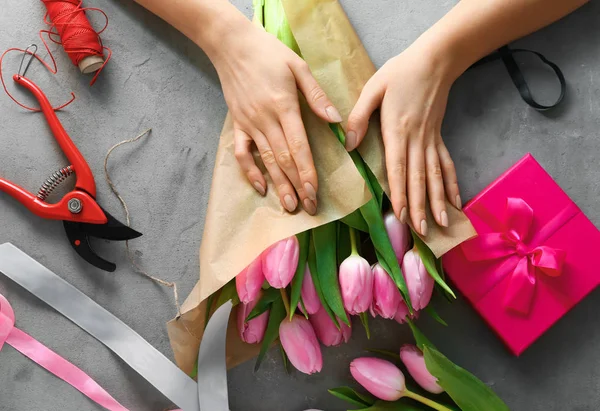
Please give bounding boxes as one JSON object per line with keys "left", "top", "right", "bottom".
{"left": 1, "top": 1, "right": 599, "bottom": 410}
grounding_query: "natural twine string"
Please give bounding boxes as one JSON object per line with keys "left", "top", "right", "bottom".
{"left": 103, "top": 129, "right": 182, "bottom": 317}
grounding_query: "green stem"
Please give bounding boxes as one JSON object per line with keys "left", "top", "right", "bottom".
{"left": 280, "top": 288, "right": 291, "bottom": 318}
{"left": 349, "top": 226, "right": 358, "bottom": 255}
{"left": 404, "top": 390, "right": 454, "bottom": 411}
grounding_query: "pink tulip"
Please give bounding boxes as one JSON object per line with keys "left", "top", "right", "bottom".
{"left": 394, "top": 300, "right": 418, "bottom": 324}
{"left": 262, "top": 236, "right": 300, "bottom": 289}
{"left": 300, "top": 266, "right": 321, "bottom": 315}
{"left": 279, "top": 315, "right": 323, "bottom": 375}
{"left": 400, "top": 345, "right": 444, "bottom": 394}
{"left": 350, "top": 357, "right": 406, "bottom": 401}
{"left": 236, "top": 257, "right": 265, "bottom": 304}
{"left": 237, "top": 297, "right": 269, "bottom": 344}
{"left": 402, "top": 248, "right": 434, "bottom": 311}
{"left": 309, "top": 307, "right": 352, "bottom": 347}
{"left": 339, "top": 255, "right": 373, "bottom": 315}
{"left": 384, "top": 211, "right": 410, "bottom": 260}
{"left": 371, "top": 263, "right": 402, "bottom": 319}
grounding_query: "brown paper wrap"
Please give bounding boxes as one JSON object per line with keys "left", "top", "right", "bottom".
{"left": 167, "top": 0, "right": 476, "bottom": 374}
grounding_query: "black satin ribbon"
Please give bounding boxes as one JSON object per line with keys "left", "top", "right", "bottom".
{"left": 471, "top": 45, "right": 566, "bottom": 111}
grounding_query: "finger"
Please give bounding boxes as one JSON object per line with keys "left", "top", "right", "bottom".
{"left": 425, "top": 145, "right": 448, "bottom": 227}
{"left": 280, "top": 109, "right": 319, "bottom": 215}
{"left": 380, "top": 110, "right": 408, "bottom": 223}
{"left": 437, "top": 141, "right": 461, "bottom": 209}
{"left": 290, "top": 59, "right": 342, "bottom": 124}
{"left": 234, "top": 126, "right": 266, "bottom": 196}
{"left": 407, "top": 140, "right": 428, "bottom": 236}
{"left": 253, "top": 129, "right": 298, "bottom": 213}
{"left": 346, "top": 77, "right": 385, "bottom": 151}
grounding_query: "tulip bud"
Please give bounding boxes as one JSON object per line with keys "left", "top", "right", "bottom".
{"left": 402, "top": 248, "right": 434, "bottom": 311}
{"left": 339, "top": 255, "right": 373, "bottom": 315}
{"left": 309, "top": 307, "right": 351, "bottom": 347}
{"left": 384, "top": 211, "right": 411, "bottom": 261}
{"left": 300, "top": 266, "right": 321, "bottom": 315}
{"left": 400, "top": 345, "right": 444, "bottom": 394}
{"left": 350, "top": 357, "right": 406, "bottom": 401}
{"left": 237, "top": 296, "right": 269, "bottom": 344}
{"left": 236, "top": 257, "right": 265, "bottom": 304}
{"left": 263, "top": 236, "right": 300, "bottom": 289}
{"left": 371, "top": 263, "right": 402, "bottom": 319}
{"left": 279, "top": 315, "right": 323, "bottom": 375}
{"left": 393, "top": 300, "right": 418, "bottom": 324}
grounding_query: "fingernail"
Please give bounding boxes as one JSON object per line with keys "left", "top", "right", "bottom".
{"left": 304, "top": 182, "right": 317, "bottom": 201}
{"left": 399, "top": 207, "right": 408, "bottom": 224}
{"left": 253, "top": 181, "right": 266, "bottom": 196}
{"left": 325, "top": 106, "right": 343, "bottom": 123}
{"left": 345, "top": 130, "right": 357, "bottom": 151}
{"left": 455, "top": 194, "right": 462, "bottom": 210}
{"left": 420, "top": 220, "right": 428, "bottom": 237}
{"left": 303, "top": 198, "right": 317, "bottom": 215}
{"left": 283, "top": 194, "right": 297, "bottom": 212}
{"left": 440, "top": 210, "right": 449, "bottom": 227}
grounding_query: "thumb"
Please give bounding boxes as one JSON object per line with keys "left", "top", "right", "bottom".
{"left": 290, "top": 60, "right": 343, "bottom": 124}
{"left": 346, "top": 78, "right": 384, "bottom": 151}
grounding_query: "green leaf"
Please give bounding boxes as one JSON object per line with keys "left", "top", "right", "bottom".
{"left": 279, "top": 342, "right": 290, "bottom": 374}
{"left": 364, "top": 160, "right": 384, "bottom": 209}
{"left": 354, "top": 400, "right": 427, "bottom": 411}
{"left": 263, "top": 0, "right": 300, "bottom": 55}
{"left": 189, "top": 362, "right": 198, "bottom": 379}
{"left": 406, "top": 318, "right": 437, "bottom": 351}
{"left": 246, "top": 287, "right": 280, "bottom": 322}
{"left": 203, "top": 293, "right": 216, "bottom": 331}
{"left": 425, "top": 305, "right": 448, "bottom": 327}
{"left": 435, "top": 256, "right": 454, "bottom": 304}
{"left": 423, "top": 347, "right": 510, "bottom": 411}
{"left": 365, "top": 348, "right": 401, "bottom": 361}
{"left": 289, "top": 231, "right": 310, "bottom": 320}
{"left": 254, "top": 296, "right": 286, "bottom": 372}
{"left": 412, "top": 232, "right": 456, "bottom": 299}
{"left": 216, "top": 279, "right": 238, "bottom": 308}
{"left": 359, "top": 312, "right": 371, "bottom": 339}
{"left": 341, "top": 209, "right": 370, "bottom": 233}
{"left": 337, "top": 222, "right": 353, "bottom": 266}
{"left": 313, "top": 223, "right": 350, "bottom": 325}
{"left": 308, "top": 235, "right": 340, "bottom": 329}
{"left": 328, "top": 387, "right": 374, "bottom": 407}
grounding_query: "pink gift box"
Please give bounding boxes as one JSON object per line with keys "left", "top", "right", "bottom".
{"left": 443, "top": 154, "right": 600, "bottom": 356}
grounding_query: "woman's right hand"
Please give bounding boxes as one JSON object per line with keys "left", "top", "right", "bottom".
{"left": 207, "top": 19, "right": 342, "bottom": 216}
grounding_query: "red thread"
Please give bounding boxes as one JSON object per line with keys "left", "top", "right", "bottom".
{"left": 0, "top": 0, "right": 111, "bottom": 111}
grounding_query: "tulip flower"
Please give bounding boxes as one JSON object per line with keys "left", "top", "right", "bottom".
{"left": 351, "top": 357, "right": 452, "bottom": 411}
{"left": 339, "top": 254, "right": 373, "bottom": 315}
{"left": 384, "top": 211, "right": 410, "bottom": 261}
{"left": 300, "top": 266, "right": 321, "bottom": 315}
{"left": 371, "top": 263, "right": 402, "bottom": 319}
{"left": 402, "top": 248, "right": 434, "bottom": 311}
{"left": 237, "top": 296, "right": 269, "bottom": 344}
{"left": 309, "top": 307, "right": 351, "bottom": 347}
{"left": 394, "top": 300, "right": 418, "bottom": 324}
{"left": 236, "top": 257, "right": 265, "bottom": 304}
{"left": 263, "top": 236, "right": 299, "bottom": 289}
{"left": 400, "top": 345, "right": 444, "bottom": 394}
{"left": 279, "top": 315, "right": 322, "bottom": 375}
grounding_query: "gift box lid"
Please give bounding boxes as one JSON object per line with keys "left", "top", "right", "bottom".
{"left": 443, "top": 153, "right": 600, "bottom": 355}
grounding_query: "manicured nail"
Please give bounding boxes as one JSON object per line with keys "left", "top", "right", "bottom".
{"left": 440, "top": 210, "right": 449, "bottom": 227}
{"left": 283, "top": 194, "right": 297, "bottom": 212}
{"left": 304, "top": 182, "right": 317, "bottom": 201}
{"left": 455, "top": 194, "right": 462, "bottom": 210}
{"left": 325, "top": 106, "right": 343, "bottom": 123}
{"left": 345, "top": 130, "right": 357, "bottom": 151}
{"left": 399, "top": 207, "right": 408, "bottom": 224}
{"left": 253, "top": 181, "right": 266, "bottom": 196}
{"left": 420, "top": 220, "right": 428, "bottom": 237}
{"left": 303, "top": 198, "right": 317, "bottom": 215}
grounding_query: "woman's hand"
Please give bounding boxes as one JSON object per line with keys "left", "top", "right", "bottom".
{"left": 346, "top": 44, "right": 461, "bottom": 236}
{"left": 208, "top": 20, "right": 342, "bottom": 216}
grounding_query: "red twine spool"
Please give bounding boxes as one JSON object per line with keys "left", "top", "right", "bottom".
{"left": 0, "top": 0, "right": 112, "bottom": 111}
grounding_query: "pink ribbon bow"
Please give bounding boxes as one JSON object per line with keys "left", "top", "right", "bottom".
{"left": 461, "top": 197, "right": 567, "bottom": 315}
{"left": 0, "top": 293, "right": 129, "bottom": 410}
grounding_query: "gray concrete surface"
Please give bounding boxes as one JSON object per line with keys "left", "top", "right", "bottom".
{"left": 0, "top": 1, "right": 599, "bottom": 410}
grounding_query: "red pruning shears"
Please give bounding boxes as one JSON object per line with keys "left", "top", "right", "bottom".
{"left": 0, "top": 49, "right": 141, "bottom": 272}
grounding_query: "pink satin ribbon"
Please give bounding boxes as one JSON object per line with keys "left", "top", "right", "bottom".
{"left": 461, "top": 197, "right": 569, "bottom": 315}
{"left": 0, "top": 293, "right": 129, "bottom": 411}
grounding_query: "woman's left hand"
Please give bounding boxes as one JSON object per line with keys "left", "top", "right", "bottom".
{"left": 345, "top": 44, "right": 461, "bottom": 236}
